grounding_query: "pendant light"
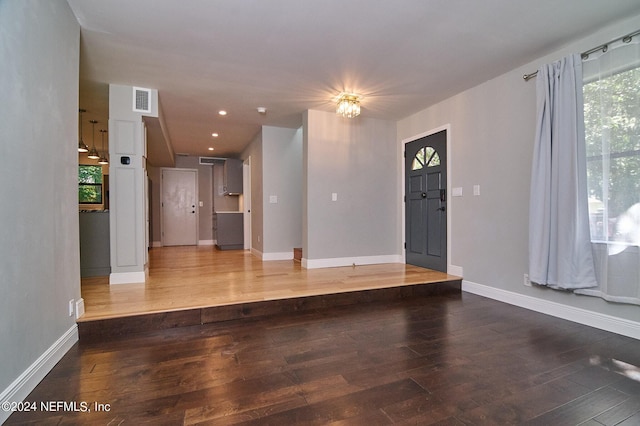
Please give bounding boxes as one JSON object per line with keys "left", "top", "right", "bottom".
{"left": 77, "top": 109, "right": 89, "bottom": 152}
{"left": 87, "top": 120, "right": 100, "bottom": 159}
{"left": 98, "top": 129, "right": 109, "bottom": 165}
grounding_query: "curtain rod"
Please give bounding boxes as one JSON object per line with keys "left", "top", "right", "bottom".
{"left": 523, "top": 28, "right": 640, "bottom": 81}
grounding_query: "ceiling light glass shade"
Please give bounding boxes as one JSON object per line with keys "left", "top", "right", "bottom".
{"left": 98, "top": 155, "right": 109, "bottom": 165}
{"left": 87, "top": 146, "right": 100, "bottom": 159}
{"left": 336, "top": 94, "right": 361, "bottom": 118}
{"left": 78, "top": 140, "right": 89, "bottom": 152}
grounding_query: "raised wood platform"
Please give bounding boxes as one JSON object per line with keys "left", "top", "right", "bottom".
{"left": 78, "top": 246, "right": 461, "bottom": 340}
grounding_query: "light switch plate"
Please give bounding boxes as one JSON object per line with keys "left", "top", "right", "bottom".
{"left": 473, "top": 185, "right": 481, "bottom": 196}
{"left": 331, "top": 193, "right": 338, "bottom": 201}
{"left": 269, "top": 195, "right": 278, "bottom": 204}
{"left": 452, "top": 187, "right": 463, "bottom": 197}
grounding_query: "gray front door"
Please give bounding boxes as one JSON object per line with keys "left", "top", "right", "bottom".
{"left": 405, "top": 130, "right": 447, "bottom": 271}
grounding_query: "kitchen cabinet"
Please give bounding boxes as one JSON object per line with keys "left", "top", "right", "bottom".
{"left": 223, "top": 158, "right": 243, "bottom": 195}
{"left": 79, "top": 211, "right": 111, "bottom": 277}
{"left": 216, "top": 212, "right": 244, "bottom": 250}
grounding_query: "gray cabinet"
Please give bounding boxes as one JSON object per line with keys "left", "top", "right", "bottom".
{"left": 223, "top": 158, "right": 243, "bottom": 195}
{"left": 216, "top": 212, "right": 243, "bottom": 250}
{"left": 79, "top": 211, "right": 111, "bottom": 277}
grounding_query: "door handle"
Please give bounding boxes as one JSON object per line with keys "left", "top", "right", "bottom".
{"left": 437, "top": 206, "right": 446, "bottom": 212}
{"left": 421, "top": 192, "right": 427, "bottom": 198}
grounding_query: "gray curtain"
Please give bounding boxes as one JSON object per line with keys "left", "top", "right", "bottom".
{"left": 528, "top": 53, "right": 597, "bottom": 290}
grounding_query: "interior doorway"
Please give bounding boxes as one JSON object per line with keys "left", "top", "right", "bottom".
{"left": 243, "top": 157, "right": 252, "bottom": 250}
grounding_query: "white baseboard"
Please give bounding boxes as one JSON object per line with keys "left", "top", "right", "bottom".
{"left": 251, "top": 248, "right": 262, "bottom": 259}
{"left": 109, "top": 270, "right": 146, "bottom": 285}
{"left": 198, "top": 240, "right": 214, "bottom": 246}
{"left": 262, "top": 251, "right": 294, "bottom": 261}
{"left": 0, "top": 325, "right": 78, "bottom": 424}
{"left": 303, "top": 255, "right": 403, "bottom": 269}
{"left": 448, "top": 264, "right": 463, "bottom": 277}
{"left": 151, "top": 241, "right": 162, "bottom": 248}
{"left": 462, "top": 280, "right": 640, "bottom": 340}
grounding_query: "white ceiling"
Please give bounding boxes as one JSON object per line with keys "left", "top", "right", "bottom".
{"left": 68, "top": 0, "right": 640, "bottom": 165}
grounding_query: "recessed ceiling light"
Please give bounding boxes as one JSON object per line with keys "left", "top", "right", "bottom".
{"left": 218, "top": 110, "right": 227, "bottom": 116}
{"left": 211, "top": 133, "right": 219, "bottom": 137}
{"left": 208, "top": 147, "right": 215, "bottom": 151}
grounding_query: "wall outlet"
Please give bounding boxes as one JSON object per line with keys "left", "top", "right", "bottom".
{"left": 523, "top": 273, "right": 531, "bottom": 287}
{"left": 68, "top": 299, "right": 74, "bottom": 317}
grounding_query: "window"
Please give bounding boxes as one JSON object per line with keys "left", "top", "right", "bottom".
{"left": 79, "top": 165, "right": 103, "bottom": 204}
{"left": 583, "top": 59, "right": 640, "bottom": 246}
{"left": 411, "top": 146, "right": 440, "bottom": 170}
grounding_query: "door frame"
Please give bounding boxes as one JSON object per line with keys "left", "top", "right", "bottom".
{"left": 401, "top": 124, "right": 457, "bottom": 275}
{"left": 160, "top": 167, "right": 199, "bottom": 247}
{"left": 242, "top": 156, "right": 252, "bottom": 250}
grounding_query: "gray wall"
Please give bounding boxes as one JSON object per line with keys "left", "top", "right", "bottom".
{"left": 262, "top": 126, "right": 303, "bottom": 255}
{"left": 0, "top": 0, "right": 80, "bottom": 403}
{"left": 304, "top": 110, "right": 398, "bottom": 261}
{"left": 147, "top": 165, "right": 162, "bottom": 245}
{"left": 397, "top": 13, "right": 640, "bottom": 324}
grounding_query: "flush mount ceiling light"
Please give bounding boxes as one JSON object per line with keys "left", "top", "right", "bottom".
{"left": 336, "top": 93, "right": 361, "bottom": 118}
{"left": 211, "top": 133, "right": 219, "bottom": 137}
{"left": 87, "top": 120, "right": 100, "bottom": 159}
{"left": 218, "top": 110, "right": 227, "bottom": 116}
{"left": 78, "top": 109, "right": 88, "bottom": 152}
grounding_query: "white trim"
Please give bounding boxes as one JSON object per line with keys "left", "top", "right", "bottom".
{"left": 462, "top": 280, "right": 640, "bottom": 340}
{"left": 0, "top": 325, "right": 78, "bottom": 424}
{"left": 109, "top": 270, "right": 146, "bottom": 285}
{"left": 243, "top": 156, "right": 252, "bottom": 250}
{"left": 448, "top": 264, "right": 463, "bottom": 277}
{"left": 198, "top": 239, "right": 214, "bottom": 246}
{"left": 75, "top": 298, "right": 85, "bottom": 319}
{"left": 151, "top": 241, "right": 162, "bottom": 248}
{"left": 303, "top": 255, "right": 403, "bottom": 269}
{"left": 400, "top": 125, "right": 454, "bottom": 271}
{"left": 262, "top": 252, "right": 294, "bottom": 261}
{"left": 251, "top": 247, "right": 262, "bottom": 259}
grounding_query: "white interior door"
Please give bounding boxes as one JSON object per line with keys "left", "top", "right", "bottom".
{"left": 161, "top": 168, "right": 198, "bottom": 246}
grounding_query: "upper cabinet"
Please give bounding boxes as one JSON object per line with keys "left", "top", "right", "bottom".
{"left": 223, "top": 158, "right": 243, "bottom": 195}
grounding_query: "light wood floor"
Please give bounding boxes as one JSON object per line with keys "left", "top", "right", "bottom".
{"left": 79, "top": 246, "right": 459, "bottom": 321}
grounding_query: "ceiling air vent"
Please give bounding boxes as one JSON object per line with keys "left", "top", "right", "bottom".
{"left": 199, "top": 156, "right": 225, "bottom": 165}
{"left": 133, "top": 87, "right": 152, "bottom": 113}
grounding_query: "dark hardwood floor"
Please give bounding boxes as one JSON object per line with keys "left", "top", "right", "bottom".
{"left": 7, "top": 292, "right": 640, "bottom": 425}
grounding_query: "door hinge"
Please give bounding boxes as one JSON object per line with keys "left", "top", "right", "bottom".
{"left": 403, "top": 151, "right": 406, "bottom": 158}
{"left": 403, "top": 195, "right": 406, "bottom": 202}
{"left": 404, "top": 242, "right": 406, "bottom": 249}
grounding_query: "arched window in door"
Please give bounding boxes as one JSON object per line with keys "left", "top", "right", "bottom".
{"left": 411, "top": 146, "right": 440, "bottom": 170}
